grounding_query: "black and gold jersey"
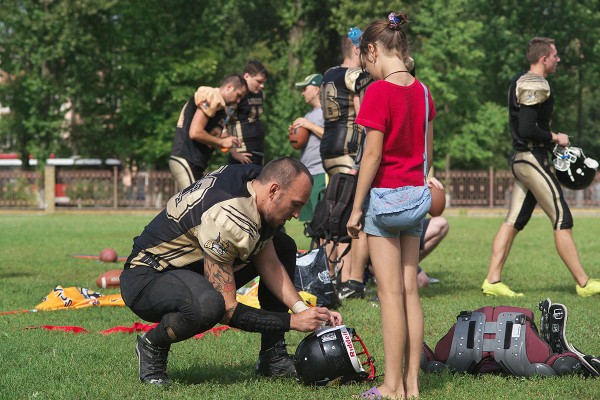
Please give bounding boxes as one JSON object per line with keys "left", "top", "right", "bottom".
{"left": 509, "top": 71, "right": 554, "bottom": 152}
{"left": 125, "top": 164, "right": 279, "bottom": 272}
{"left": 227, "top": 91, "right": 266, "bottom": 165}
{"left": 233, "top": 91, "right": 265, "bottom": 124}
{"left": 172, "top": 87, "right": 227, "bottom": 170}
{"left": 319, "top": 66, "right": 372, "bottom": 159}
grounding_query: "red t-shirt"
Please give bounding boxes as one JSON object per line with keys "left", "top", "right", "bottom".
{"left": 355, "top": 79, "right": 436, "bottom": 188}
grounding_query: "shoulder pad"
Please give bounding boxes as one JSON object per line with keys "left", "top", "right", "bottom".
{"left": 516, "top": 73, "right": 550, "bottom": 106}
{"left": 406, "top": 56, "right": 415, "bottom": 72}
{"left": 345, "top": 68, "right": 362, "bottom": 92}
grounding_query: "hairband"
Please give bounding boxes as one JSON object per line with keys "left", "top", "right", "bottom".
{"left": 388, "top": 12, "right": 404, "bottom": 30}
{"left": 348, "top": 27, "right": 363, "bottom": 46}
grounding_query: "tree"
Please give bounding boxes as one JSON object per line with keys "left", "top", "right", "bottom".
{"left": 2, "top": 0, "right": 600, "bottom": 172}
{"left": 0, "top": 1, "right": 119, "bottom": 166}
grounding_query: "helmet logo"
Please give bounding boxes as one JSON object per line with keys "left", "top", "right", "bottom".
{"left": 342, "top": 329, "right": 357, "bottom": 358}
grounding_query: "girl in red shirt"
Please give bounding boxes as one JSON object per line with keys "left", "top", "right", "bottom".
{"left": 347, "top": 11, "right": 438, "bottom": 400}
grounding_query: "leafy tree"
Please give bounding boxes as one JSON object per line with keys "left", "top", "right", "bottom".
{"left": 0, "top": 1, "right": 118, "bottom": 166}
{"left": 1, "top": 0, "right": 600, "bottom": 172}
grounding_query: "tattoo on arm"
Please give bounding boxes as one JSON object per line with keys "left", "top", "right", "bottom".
{"left": 205, "top": 255, "right": 237, "bottom": 322}
{"left": 205, "top": 256, "right": 236, "bottom": 293}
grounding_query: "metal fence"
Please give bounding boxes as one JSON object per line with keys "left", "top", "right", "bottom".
{"left": 0, "top": 166, "right": 177, "bottom": 210}
{"left": 1, "top": 166, "right": 600, "bottom": 210}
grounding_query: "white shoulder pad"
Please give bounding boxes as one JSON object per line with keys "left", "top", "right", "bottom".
{"left": 516, "top": 73, "right": 551, "bottom": 106}
{"left": 406, "top": 56, "right": 414, "bottom": 72}
{"left": 345, "top": 68, "right": 362, "bottom": 92}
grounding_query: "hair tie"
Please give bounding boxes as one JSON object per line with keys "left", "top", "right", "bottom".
{"left": 388, "top": 12, "right": 403, "bottom": 30}
{"left": 348, "top": 27, "right": 363, "bottom": 46}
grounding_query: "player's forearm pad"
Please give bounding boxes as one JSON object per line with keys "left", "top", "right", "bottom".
{"left": 229, "top": 303, "right": 291, "bottom": 334}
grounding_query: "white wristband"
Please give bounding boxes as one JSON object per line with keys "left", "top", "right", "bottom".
{"left": 291, "top": 300, "right": 310, "bottom": 314}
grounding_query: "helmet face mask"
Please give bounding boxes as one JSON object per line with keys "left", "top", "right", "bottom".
{"left": 552, "top": 145, "right": 598, "bottom": 190}
{"left": 294, "top": 326, "right": 375, "bottom": 386}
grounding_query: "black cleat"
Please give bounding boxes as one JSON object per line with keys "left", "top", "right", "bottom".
{"left": 136, "top": 334, "right": 171, "bottom": 385}
{"left": 338, "top": 280, "right": 366, "bottom": 299}
{"left": 255, "top": 340, "right": 297, "bottom": 377}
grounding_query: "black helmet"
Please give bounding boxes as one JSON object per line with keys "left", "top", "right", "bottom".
{"left": 552, "top": 145, "right": 598, "bottom": 190}
{"left": 294, "top": 326, "right": 375, "bottom": 386}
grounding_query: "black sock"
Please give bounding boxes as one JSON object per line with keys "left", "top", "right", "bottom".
{"left": 260, "top": 333, "right": 285, "bottom": 354}
{"left": 145, "top": 325, "right": 171, "bottom": 348}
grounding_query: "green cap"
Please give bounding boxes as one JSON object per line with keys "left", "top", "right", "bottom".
{"left": 295, "top": 73, "right": 323, "bottom": 88}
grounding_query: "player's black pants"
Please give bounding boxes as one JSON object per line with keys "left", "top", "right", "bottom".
{"left": 120, "top": 230, "right": 297, "bottom": 349}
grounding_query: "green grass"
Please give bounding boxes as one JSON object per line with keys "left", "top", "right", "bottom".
{"left": 1, "top": 212, "right": 599, "bottom": 399}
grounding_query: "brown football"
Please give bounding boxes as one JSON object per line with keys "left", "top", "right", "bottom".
{"left": 96, "top": 269, "right": 122, "bottom": 289}
{"left": 288, "top": 126, "right": 310, "bottom": 150}
{"left": 429, "top": 186, "right": 446, "bottom": 217}
{"left": 99, "top": 248, "right": 118, "bottom": 263}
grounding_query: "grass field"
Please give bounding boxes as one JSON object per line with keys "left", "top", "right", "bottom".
{"left": 1, "top": 211, "right": 599, "bottom": 399}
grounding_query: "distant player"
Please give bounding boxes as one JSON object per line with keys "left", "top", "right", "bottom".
{"left": 482, "top": 37, "right": 600, "bottom": 298}
{"left": 227, "top": 61, "right": 269, "bottom": 166}
{"left": 169, "top": 74, "right": 247, "bottom": 190}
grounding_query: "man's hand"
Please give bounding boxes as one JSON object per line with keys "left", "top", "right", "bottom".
{"left": 292, "top": 117, "right": 308, "bottom": 129}
{"left": 426, "top": 176, "right": 444, "bottom": 190}
{"left": 220, "top": 135, "right": 240, "bottom": 149}
{"left": 552, "top": 132, "right": 570, "bottom": 147}
{"left": 290, "top": 307, "right": 343, "bottom": 332}
{"left": 230, "top": 148, "right": 252, "bottom": 164}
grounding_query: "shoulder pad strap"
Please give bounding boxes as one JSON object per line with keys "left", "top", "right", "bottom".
{"left": 516, "top": 73, "right": 550, "bottom": 106}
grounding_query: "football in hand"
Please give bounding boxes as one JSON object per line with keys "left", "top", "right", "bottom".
{"left": 99, "top": 248, "right": 118, "bottom": 263}
{"left": 429, "top": 186, "right": 446, "bottom": 217}
{"left": 96, "top": 269, "right": 122, "bottom": 289}
{"left": 288, "top": 126, "right": 310, "bottom": 150}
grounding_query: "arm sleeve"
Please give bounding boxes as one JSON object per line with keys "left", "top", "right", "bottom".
{"left": 518, "top": 105, "right": 553, "bottom": 142}
{"left": 229, "top": 302, "right": 291, "bottom": 333}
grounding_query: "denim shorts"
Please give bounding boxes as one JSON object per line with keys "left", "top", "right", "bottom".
{"left": 362, "top": 190, "right": 429, "bottom": 238}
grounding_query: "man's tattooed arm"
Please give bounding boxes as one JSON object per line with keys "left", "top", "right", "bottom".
{"left": 204, "top": 254, "right": 238, "bottom": 324}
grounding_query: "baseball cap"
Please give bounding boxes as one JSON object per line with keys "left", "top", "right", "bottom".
{"left": 295, "top": 73, "right": 323, "bottom": 88}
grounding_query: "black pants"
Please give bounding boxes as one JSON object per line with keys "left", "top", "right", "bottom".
{"left": 120, "top": 231, "right": 297, "bottom": 347}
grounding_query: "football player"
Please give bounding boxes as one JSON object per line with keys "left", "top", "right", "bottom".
{"left": 120, "top": 157, "right": 343, "bottom": 385}
{"left": 482, "top": 37, "right": 600, "bottom": 298}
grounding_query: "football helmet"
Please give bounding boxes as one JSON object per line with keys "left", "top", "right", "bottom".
{"left": 552, "top": 145, "right": 599, "bottom": 190}
{"left": 294, "top": 325, "right": 375, "bottom": 386}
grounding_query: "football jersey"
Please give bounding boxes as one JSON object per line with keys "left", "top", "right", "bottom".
{"left": 125, "top": 164, "right": 279, "bottom": 272}
{"left": 319, "top": 66, "right": 372, "bottom": 159}
{"left": 227, "top": 91, "right": 266, "bottom": 165}
{"left": 171, "top": 86, "right": 227, "bottom": 169}
{"left": 509, "top": 71, "right": 554, "bottom": 152}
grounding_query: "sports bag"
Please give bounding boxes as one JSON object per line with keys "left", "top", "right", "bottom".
{"left": 293, "top": 246, "right": 340, "bottom": 309}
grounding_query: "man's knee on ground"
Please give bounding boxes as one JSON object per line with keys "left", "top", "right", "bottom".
{"left": 163, "top": 290, "right": 225, "bottom": 340}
